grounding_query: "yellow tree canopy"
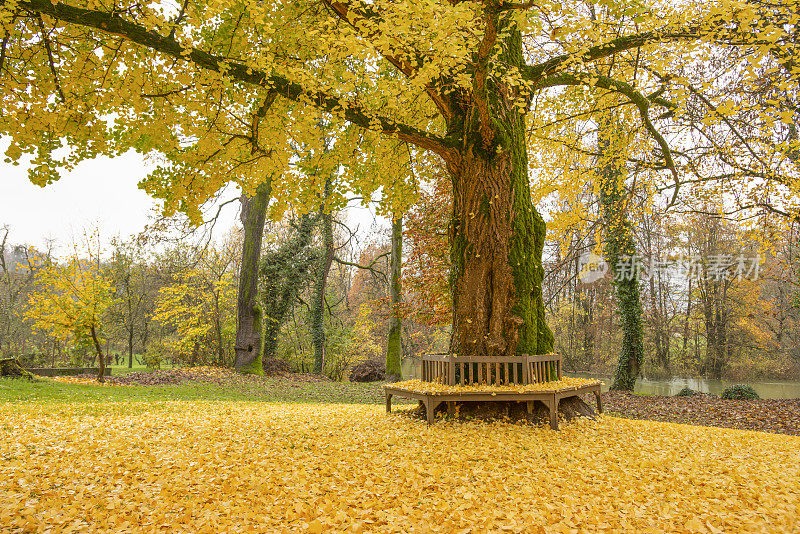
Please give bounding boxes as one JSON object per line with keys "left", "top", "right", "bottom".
{"left": 24, "top": 246, "right": 114, "bottom": 353}
{"left": 1, "top": 0, "right": 797, "bottom": 218}
{"left": 151, "top": 245, "right": 237, "bottom": 364}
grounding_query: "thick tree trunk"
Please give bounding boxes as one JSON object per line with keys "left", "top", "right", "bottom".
{"left": 234, "top": 179, "right": 272, "bottom": 374}
{"left": 386, "top": 216, "right": 403, "bottom": 380}
{"left": 447, "top": 146, "right": 552, "bottom": 356}
{"left": 90, "top": 324, "right": 106, "bottom": 383}
{"left": 444, "top": 14, "right": 552, "bottom": 358}
{"left": 597, "top": 117, "right": 644, "bottom": 391}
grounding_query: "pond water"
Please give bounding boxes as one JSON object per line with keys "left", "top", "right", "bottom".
{"left": 401, "top": 359, "right": 800, "bottom": 399}
{"left": 567, "top": 372, "right": 800, "bottom": 399}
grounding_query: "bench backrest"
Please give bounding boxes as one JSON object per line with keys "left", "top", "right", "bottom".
{"left": 421, "top": 353, "right": 562, "bottom": 386}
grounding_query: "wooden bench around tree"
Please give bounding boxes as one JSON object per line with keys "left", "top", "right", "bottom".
{"left": 384, "top": 353, "right": 602, "bottom": 429}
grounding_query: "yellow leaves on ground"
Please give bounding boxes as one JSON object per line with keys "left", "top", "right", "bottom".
{"left": 2, "top": 402, "right": 799, "bottom": 533}
{"left": 50, "top": 376, "right": 131, "bottom": 387}
{"left": 388, "top": 377, "right": 602, "bottom": 395}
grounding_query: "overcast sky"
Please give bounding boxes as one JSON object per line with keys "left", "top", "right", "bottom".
{"left": 1, "top": 138, "right": 385, "bottom": 257}
{"left": 0, "top": 138, "right": 236, "bottom": 255}
{"left": 2, "top": 150, "right": 150, "bottom": 253}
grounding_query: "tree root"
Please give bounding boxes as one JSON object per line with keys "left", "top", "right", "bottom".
{"left": 557, "top": 396, "right": 598, "bottom": 421}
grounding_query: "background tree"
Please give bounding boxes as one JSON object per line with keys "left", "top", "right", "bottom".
{"left": 151, "top": 243, "right": 238, "bottom": 367}
{"left": 108, "top": 238, "right": 157, "bottom": 368}
{"left": 24, "top": 236, "right": 114, "bottom": 381}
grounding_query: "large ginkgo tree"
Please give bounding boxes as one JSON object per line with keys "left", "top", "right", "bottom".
{"left": 1, "top": 0, "right": 797, "bottom": 372}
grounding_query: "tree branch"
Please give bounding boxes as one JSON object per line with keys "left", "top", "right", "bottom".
{"left": 333, "top": 251, "right": 389, "bottom": 283}
{"left": 18, "top": 0, "right": 453, "bottom": 157}
{"left": 524, "top": 10, "right": 796, "bottom": 83}
{"left": 35, "top": 14, "right": 65, "bottom": 103}
{"left": 536, "top": 72, "right": 678, "bottom": 179}
{"left": 473, "top": 1, "right": 500, "bottom": 148}
{"left": 0, "top": 34, "right": 9, "bottom": 75}
{"left": 320, "top": 0, "right": 453, "bottom": 121}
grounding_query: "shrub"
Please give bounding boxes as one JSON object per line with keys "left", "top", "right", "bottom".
{"left": 676, "top": 387, "right": 696, "bottom": 397}
{"left": 349, "top": 359, "right": 385, "bottom": 383}
{"left": 721, "top": 384, "right": 760, "bottom": 400}
{"left": 144, "top": 339, "right": 169, "bottom": 370}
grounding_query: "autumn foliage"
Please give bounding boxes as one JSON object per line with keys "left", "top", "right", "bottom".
{"left": 404, "top": 172, "right": 452, "bottom": 328}
{"left": 24, "top": 238, "right": 114, "bottom": 380}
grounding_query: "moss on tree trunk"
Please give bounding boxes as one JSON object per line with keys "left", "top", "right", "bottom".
{"left": 234, "top": 179, "right": 272, "bottom": 375}
{"left": 445, "top": 15, "right": 553, "bottom": 357}
{"left": 0, "top": 357, "right": 34, "bottom": 379}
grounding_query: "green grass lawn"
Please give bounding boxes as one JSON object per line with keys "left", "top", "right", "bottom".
{"left": 106, "top": 356, "right": 158, "bottom": 375}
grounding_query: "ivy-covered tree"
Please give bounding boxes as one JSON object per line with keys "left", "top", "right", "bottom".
{"left": 259, "top": 214, "right": 319, "bottom": 365}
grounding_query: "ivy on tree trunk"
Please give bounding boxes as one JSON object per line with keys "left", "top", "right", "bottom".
{"left": 311, "top": 177, "right": 334, "bottom": 375}
{"left": 597, "top": 117, "right": 644, "bottom": 391}
{"left": 260, "top": 214, "right": 318, "bottom": 362}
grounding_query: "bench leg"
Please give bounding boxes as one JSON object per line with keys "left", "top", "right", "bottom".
{"left": 385, "top": 393, "right": 392, "bottom": 413}
{"left": 424, "top": 400, "right": 443, "bottom": 425}
{"left": 593, "top": 389, "right": 603, "bottom": 414}
{"left": 425, "top": 400, "right": 435, "bottom": 425}
{"left": 544, "top": 397, "right": 559, "bottom": 430}
{"left": 526, "top": 401, "right": 534, "bottom": 415}
{"left": 447, "top": 402, "right": 455, "bottom": 415}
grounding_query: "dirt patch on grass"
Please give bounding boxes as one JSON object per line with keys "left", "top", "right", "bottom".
{"left": 593, "top": 391, "right": 800, "bottom": 436}
{"left": 75, "top": 367, "right": 333, "bottom": 387}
